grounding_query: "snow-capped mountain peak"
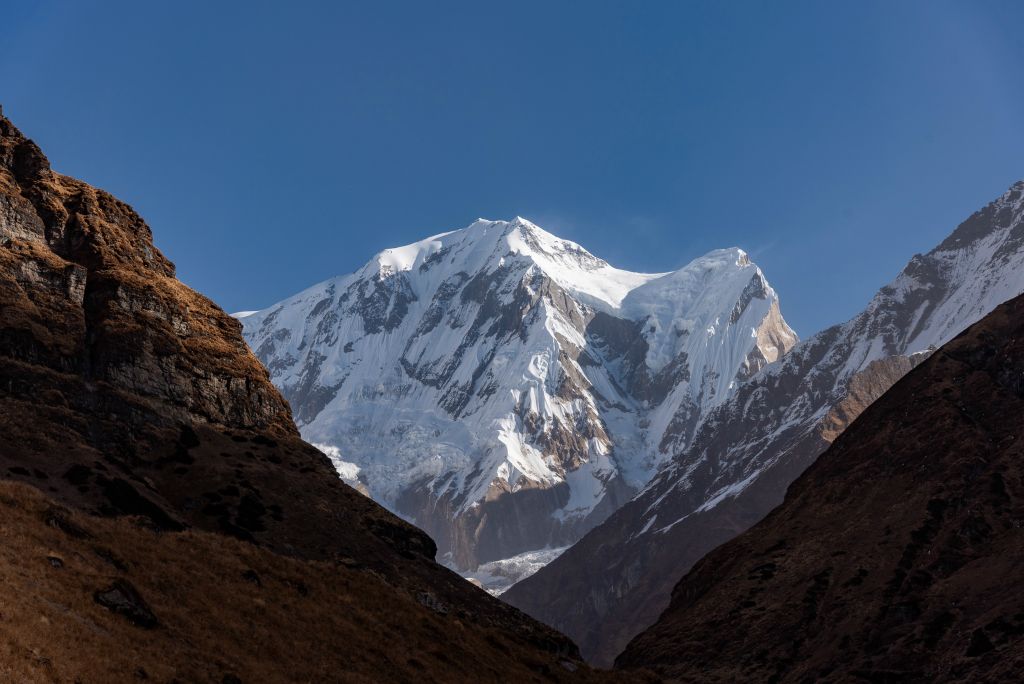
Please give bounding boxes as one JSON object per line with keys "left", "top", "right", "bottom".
{"left": 241, "top": 218, "right": 796, "bottom": 570}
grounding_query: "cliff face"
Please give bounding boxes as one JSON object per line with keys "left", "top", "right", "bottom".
{"left": 0, "top": 110, "right": 623, "bottom": 681}
{"left": 616, "top": 293, "right": 1024, "bottom": 682}
{"left": 0, "top": 110, "right": 425, "bottom": 563}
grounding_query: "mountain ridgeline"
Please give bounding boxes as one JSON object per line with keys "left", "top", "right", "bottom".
{"left": 6, "top": 102, "right": 1022, "bottom": 681}
{"left": 504, "top": 181, "right": 1024, "bottom": 664}
{"left": 617, "top": 290, "right": 1024, "bottom": 682}
{"left": 242, "top": 220, "right": 796, "bottom": 574}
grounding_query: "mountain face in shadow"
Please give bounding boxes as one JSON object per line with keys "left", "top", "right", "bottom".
{"left": 616, "top": 292, "right": 1024, "bottom": 682}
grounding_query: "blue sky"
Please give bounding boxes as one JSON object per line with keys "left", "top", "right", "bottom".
{"left": 2, "top": 1, "right": 1022, "bottom": 336}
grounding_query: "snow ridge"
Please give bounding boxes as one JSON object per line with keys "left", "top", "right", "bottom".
{"left": 242, "top": 217, "right": 797, "bottom": 569}
{"left": 640, "top": 180, "right": 1024, "bottom": 533}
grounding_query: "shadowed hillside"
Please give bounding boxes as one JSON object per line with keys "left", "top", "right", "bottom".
{"left": 617, "top": 293, "right": 1024, "bottom": 682}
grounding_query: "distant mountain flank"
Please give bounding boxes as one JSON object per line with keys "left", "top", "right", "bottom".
{"left": 617, "top": 291, "right": 1024, "bottom": 682}
{"left": 504, "top": 180, "right": 1024, "bottom": 664}
{"left": 242, "top": 218, "right": 796, "bottom": 575}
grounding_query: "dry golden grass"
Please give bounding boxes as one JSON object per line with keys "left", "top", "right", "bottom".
{"left": 0, "top": 480, "right": 639, "bottom": 683}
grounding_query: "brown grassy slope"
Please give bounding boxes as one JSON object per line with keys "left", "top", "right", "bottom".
{"left": 0, "top": 479, "right": 640, "bottom": 683}
{"left": 616, "top": 293, "right": 1024, "bottom": 682}
{"left": 0, "top": 108, "right": 639, "bottom": 679}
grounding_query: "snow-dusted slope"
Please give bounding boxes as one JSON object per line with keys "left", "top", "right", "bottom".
{"left": 504, "top": 180, "right": 1024, "bottom": 665}
{"left": 646, "top": 181, "right": 1024, "bottom": 525}
{"left": 242, "top": 217, "right": 796, "bottom": 569}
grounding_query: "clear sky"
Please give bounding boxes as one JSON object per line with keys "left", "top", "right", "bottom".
{"left": 2, "top": 1, "right": 1022, "bottom": 336}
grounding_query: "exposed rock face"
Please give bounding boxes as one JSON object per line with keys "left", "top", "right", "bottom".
{"left": 0, "top": 109, "right": 615, "bottom": 679}
{"left": 0, "top": 110, "right": 416, "bottom": 562}
{"left": 242, "top": 220, "right": 796, "bottom": 570}
{"left": 504, "top": 181, "right": 1024, "bottom": 665}
{"left": 616, "top": 292, "right": 1024, "bottom": 683}
{"left": 94, "top": 579, "right": 159, "bottom": 629}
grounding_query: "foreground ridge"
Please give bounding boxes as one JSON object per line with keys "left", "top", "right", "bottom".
{"left": 618, "top": 292, "right": 1024, "bottom": 682}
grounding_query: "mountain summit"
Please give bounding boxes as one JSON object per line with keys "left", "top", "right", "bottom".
{"left": 242, "top": 217, "right": 796, "bottom": 575}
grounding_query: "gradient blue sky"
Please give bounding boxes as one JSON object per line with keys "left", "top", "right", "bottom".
{"left": 2, "top": 1, "right": 1022, "bottom": 336}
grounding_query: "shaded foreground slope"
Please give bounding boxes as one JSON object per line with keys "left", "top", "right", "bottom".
{"left": 0, "top": 479, "right": 630, "bottom": 683}
{"left": 0, "top": 109, "right": 628, "bottom": 680}
{"left": 617, "top": 293, "right": 1024, "bottom": 682}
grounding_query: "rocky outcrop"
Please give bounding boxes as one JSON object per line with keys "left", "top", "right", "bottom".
{"left": 504, "top": 180, "right": 1024, "bottom": 665}
{"left": 0, "top": 109, "right": 419, "bottom": 563}
{"left": 616, "top": 292, "right": 1024, "bottom": 682}
{"left": 0, "top": 108, "right": 614, "bottom": 679}
{"left": 818, "top": 352, "right": 928, "bottom": 442}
